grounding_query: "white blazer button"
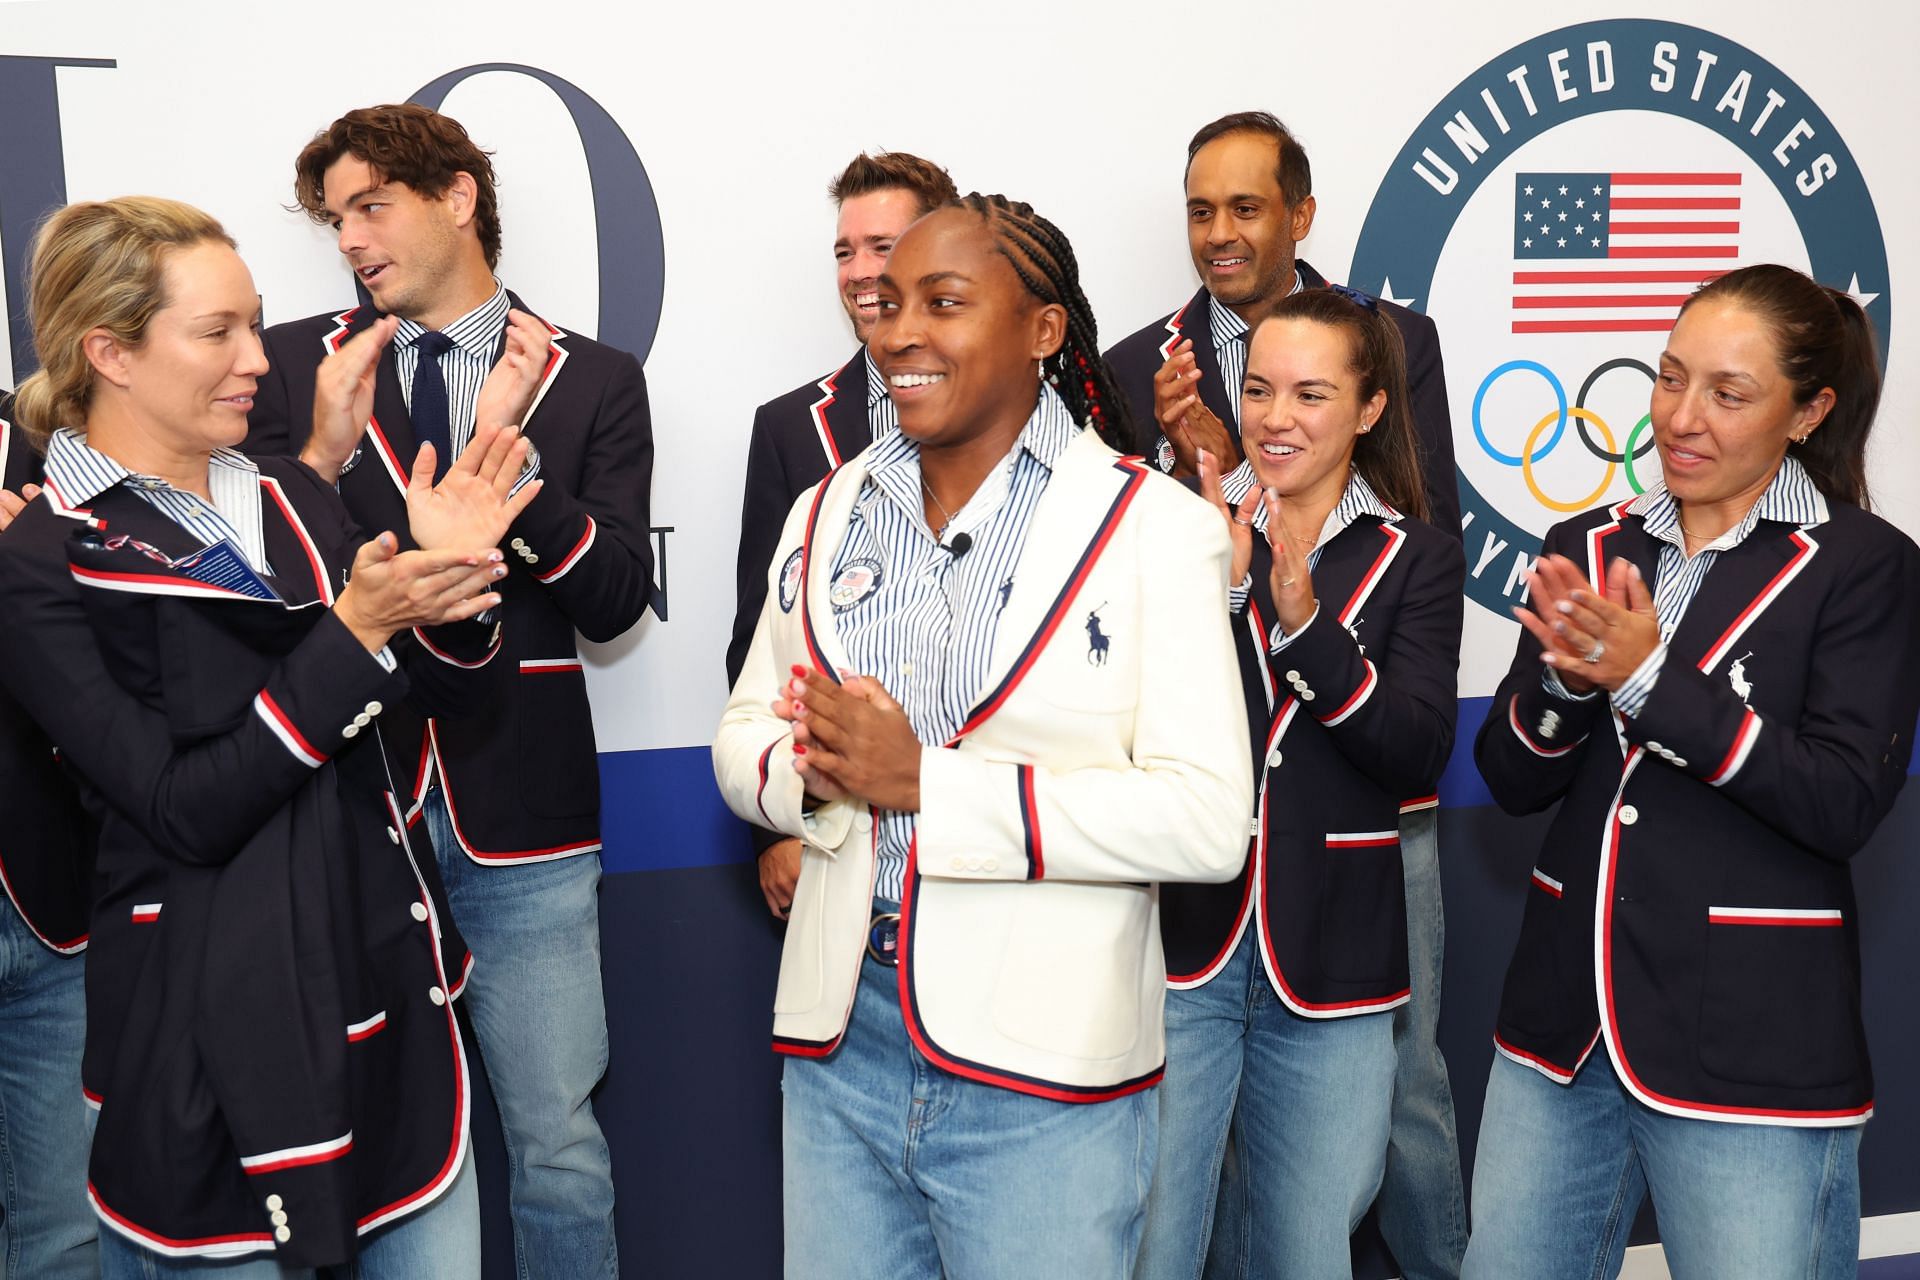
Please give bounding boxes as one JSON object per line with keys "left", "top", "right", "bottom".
{"left": 854, "top": 813, "right": 873, "bottom": 832}
{"left": 270, "top": 1209, "right": 289, "bottom": 1226}
{"left": 526, "top": 554, "right": 540, "bottom": 565}
{"left": 1301, "top": 690, "right": 1316, "bottom": 702}
{"left": 1285, "top": 670, "right": 1301, "bottom": 683}
{"left": 275, "top": 1226, "right": 292, "bottom": 1243}
{"left": 950, "top": 857, "right": 966, "bottom": 872}
{"left": 411, "top": 902, "right": 430, "bottom": 923}
{"left": 342, "top": 723, "right": 361, "bottom": 739}
{"left": 1249, "top": 817, "right": 1261, "bottom": 837}
{"left": 365, "top": 701, "right": 383, "bottom": 716}
{"left": 387, "top": 826, "right": 399, "bottom": 844}
{"left": 1618, "top": 804, "right": 1640, "bottom": 826}
{"left": 352, "top": 713, "right": 371, "bottom": 728}
{"left": 429, "top": 986, "right": 447, "bottom": 1006}
{"left": 983, "top": 858, "right": 999, "bottom": 872}
{"left": 265, "top": 1194, "right": 284, "bottom": 1211}
{"left": 1672, "top": 757, "right": 1688, "bottom": 769}
{"left": 966, "top": 858, "right": 982, "bottom": 872}
{"left": 1266, "top": 748, "right": 1283, "bottom": 768}
{"left": 1645, "top": 741, "right": 1663, "bottom": 752}
{"left": 510, "top": 538, "right": 526, "bottom": 550}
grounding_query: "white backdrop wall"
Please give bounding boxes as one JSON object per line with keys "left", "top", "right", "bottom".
{"left": 4, "top": 0, "right": 1913, "bottom": 760}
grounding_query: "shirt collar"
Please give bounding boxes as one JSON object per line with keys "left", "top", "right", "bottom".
{"left": 1625, "top": 453, "right": 1829, "bottom": 552}
{"left": 393, "top": 282, "right": 511, "bottom": 360}
{"left": 867, "top": 383, "right": 1077, "bottom": 479}
{"left": 1243, "top": 468, "right": 1400, "bottom": 538}
{"left": 44, "top": 427, "right": 258, "bottom": 507}
{"left": 863, "top": 346, "right": 888, "bottom": 409}
{"left": 1207, "top": 271, "right": 1306, "bottom": 352}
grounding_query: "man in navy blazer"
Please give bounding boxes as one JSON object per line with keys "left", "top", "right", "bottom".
{"left": 728, "top": 150, "right": 955, "bottom": 918}
{"left": 245, "top": 104, "right": 652, "bottom": 1280}
{"left": 1103, "top": 112, "right": 1467, "bottom": 1280}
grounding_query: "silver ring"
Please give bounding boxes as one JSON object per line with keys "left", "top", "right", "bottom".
{"left": 1584, "top": 640, "right": 1606, "bottom": 664}
{"left": 1233, "top": 517, "right": 1252, "bottom": 526}
{"left": 1279, "top": 576, "right": 1298, "bottom": 588}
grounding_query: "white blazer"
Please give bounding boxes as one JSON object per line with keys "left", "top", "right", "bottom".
{"left": 715, "top": 428, "right": 1252, "bottom": 1100}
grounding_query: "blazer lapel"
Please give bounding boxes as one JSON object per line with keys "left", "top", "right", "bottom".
{"left": 1663, "top": 521, "right": 1820, "bottom": 678}
{"left": 504, "top": 290, "right": 570, "bottom": 434}
{"left": 960, "top": 434, "right": 1145, "bottom": 732}
{"left": 824, "top": 347, "right": 873, "bottom": 463}
{"left": 256, "top": 474, "right": 336, "bottom": 607}
{"left": 797, "top": 457, "right": 867, "bottom": 681}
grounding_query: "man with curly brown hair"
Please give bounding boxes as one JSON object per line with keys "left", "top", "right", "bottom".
{"left": 247, "top": 102, "right": 653, "bottom": 1280}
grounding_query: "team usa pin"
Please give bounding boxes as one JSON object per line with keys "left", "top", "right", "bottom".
{"left": 830, "top": 558, "right": 884, "bottom": 610}
{"left": 778, "top": 548, "right": 804, "bottom": 612}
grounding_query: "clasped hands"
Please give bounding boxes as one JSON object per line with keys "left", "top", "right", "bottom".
{"left": 1515, "top": 555, "right": 1660, "bottom": 694}
{"left": 776, "top": 665, "right": 922, "bottom": 814}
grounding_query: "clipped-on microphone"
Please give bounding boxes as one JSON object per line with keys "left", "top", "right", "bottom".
{"left": 944, "top": 532, "right": 974, "bottom": 559}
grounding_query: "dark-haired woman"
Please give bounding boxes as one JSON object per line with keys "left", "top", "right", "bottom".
{"left": 1462, "top": 265, "right": 1920, "bottom": 1280}
{"left": 1137, "top": 287, "right": 1464, "bottom": 1280}
{"left": 715, "top": 195, "right": 1253, "bottom": 1278}
{"left": 0, "top": 195, "right": 539, "bottom": 1277}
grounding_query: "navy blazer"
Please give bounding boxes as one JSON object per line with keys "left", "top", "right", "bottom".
{"left": 1475, "top": 497, "right": 1920, "bottom": 1123}
{"left": 1102, "top": 261, "right": 1462, "bottom": 537}
{"left": 0, "top": 456, "right": 489, "bottom": 1266}
{"left": 727, "top": 347, "right": 874, "bottom": 855}
{"left": 0, "top": 403, "right": 92, "bottom": 953}
{"left": 728, "top": 346, "right": 873, "bottom": 687}
{"left": 247, "top": 293, "right": 654, "bottom": 865}
{"left": 1160, "top": 507, "right": 1463, "bottom": 1012}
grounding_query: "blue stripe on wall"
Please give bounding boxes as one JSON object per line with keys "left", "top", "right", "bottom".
{"left": 600, "top": 697, "right": 1918, "bottom": 875}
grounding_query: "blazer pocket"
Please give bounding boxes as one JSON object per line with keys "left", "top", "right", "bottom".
{"left": 1698, "top": 907, "right": 1859, "bottom": 1090}
{"left": 1316, "top": 832, "right": 1402, "bottom": 984}
{"left": 771, "top": 849, "right": 829, "bottom": 1015}
{"left": 516, "top": 660, "right": 600, "bottom": 818}
{"left": 991, "top": 887, "right": 1147, "bottom": 1061}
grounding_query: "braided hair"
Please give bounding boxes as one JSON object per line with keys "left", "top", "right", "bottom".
{"left": 951, "top": 193, "right": 1133, "bottom": 452}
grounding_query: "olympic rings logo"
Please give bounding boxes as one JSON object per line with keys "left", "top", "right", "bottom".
{"left": 1471, "top": 359, "right": 1660, "bottom": 512}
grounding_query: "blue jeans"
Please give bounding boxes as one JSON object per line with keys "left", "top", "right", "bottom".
{"left": 421, "top": 789, "right": 616, "bottom": 1280}
{"left": 1375, "top": 806, "right": 1467, "bottom": 1280}
{"left": 782, "top": 913, "right": 1159, "bottom": 1280}
{"left": 1137, "top": 926, "right": 1397, "bottom": 1280}
{"left": 1462, "top": 1051, "right": 1861, "bottom": 1280}
{"left": 92, "top": 1120, "right": 479, "bottom": 1279}
{"left": 0, "top": 895, "right": 95, "bottom": 1280}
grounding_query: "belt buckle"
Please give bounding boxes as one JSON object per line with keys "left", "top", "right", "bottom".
{"left": 866, "top": 912, "right": 901, "bottom": 966}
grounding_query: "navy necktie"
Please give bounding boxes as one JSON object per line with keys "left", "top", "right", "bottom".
{"left": 409, "top": 329, "right": 457, "bottom": 481}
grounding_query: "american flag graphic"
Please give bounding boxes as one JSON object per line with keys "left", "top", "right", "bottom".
{"left": 1511, "top": 172, "right": 1739, "bottom": 334}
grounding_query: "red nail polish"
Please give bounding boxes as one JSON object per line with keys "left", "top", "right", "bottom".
{"left": 790, "top": 664, "right": 809, "bottom": 677}
{"left": 792, "top": 744, "right": 807, "bottom": 755}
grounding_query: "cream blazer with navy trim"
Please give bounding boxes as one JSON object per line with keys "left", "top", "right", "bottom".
{"left": 716, "top": 427, "right": 1252, "bottom": 1101}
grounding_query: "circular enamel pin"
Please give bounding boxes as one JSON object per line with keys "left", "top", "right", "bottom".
{"left": 777, "top": 548, "right": 804, "bottom": 612}
{"left": 830, "top": 557, "right": 884, "bottom": 610}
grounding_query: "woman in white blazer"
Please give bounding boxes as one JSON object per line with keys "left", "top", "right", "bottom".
{"left": 715, "top": 194, "right": 1252, "bottom": 1279}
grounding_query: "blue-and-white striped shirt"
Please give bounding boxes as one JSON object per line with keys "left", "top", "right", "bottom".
{"left": 1546, "top": 456, "right": 1827, "bottom": 715}
{"left": 1208, "top": 270, "right": 1304, "bottom": 432}
{"left": 830, "top": 386, "right": 1076, "bottom": 902}
{"left": 394, "top": 284, "right": 511, "bottom": 457}
{"left": 44, "top": 428, "right": 271, "bottom": 573}
{"left": 864, "top": 346, "right": 899, "bottom": 441}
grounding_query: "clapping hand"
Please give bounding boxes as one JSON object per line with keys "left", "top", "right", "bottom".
{"left": 0, "top": 483, "right": 42, "bottom": 532}
{"left": 1514, "top": 554, "right": 1660, "bottom": 693}
{"left": 1155, "top": 340, "right": 1240, "bottom": 477}
{"left": 1197, "top": 449, "right": 1260, "bottom": 586}
{"left": 1262, "top": 488, "right": 1318, "bottom": 635}
{"left": 406, "top": 423, "right": 543, "bottom": 553}
{"left": 304, "top": 315, "right": 400, "bottom": 478}
{"left": 475, "top": 309, "right": 552, "bottom": 434}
